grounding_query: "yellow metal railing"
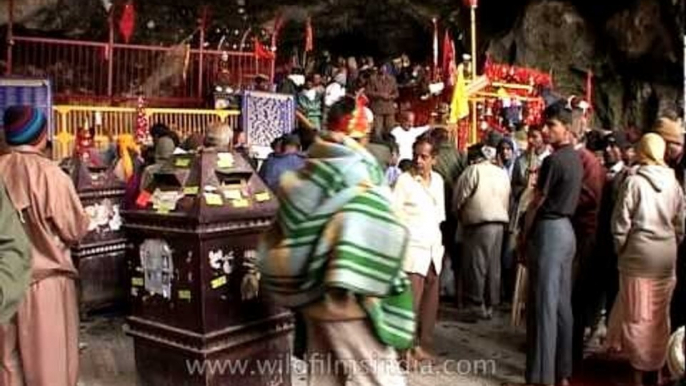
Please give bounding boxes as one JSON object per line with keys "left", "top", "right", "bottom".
{"left": 51, "top": 106, "right": 240, "bottom": 160}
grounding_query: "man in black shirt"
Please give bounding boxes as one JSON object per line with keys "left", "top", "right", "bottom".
{"left": 506, "top": 101, "right": 583, "bottom": 386}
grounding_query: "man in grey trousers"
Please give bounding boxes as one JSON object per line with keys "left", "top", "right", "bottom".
{"left": 505, "top": 101, "right": 583, "bottom": 386}
{"left": 453, "top": 144, "right": 511, "bottom": 321}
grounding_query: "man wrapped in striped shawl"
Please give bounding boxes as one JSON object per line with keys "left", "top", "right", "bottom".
{"left": 259, "top": 114, "right": 415, "bottom": 384}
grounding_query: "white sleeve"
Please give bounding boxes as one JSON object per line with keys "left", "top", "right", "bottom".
{"left": 435, "top": 174, "right": 446, "bottom": 224}
{"left": 324, "top": 84, "right": 340, "bottom": 107}
{"left": 392, "top": 174, "right": 410, "bottom": 222}
{"left": 416, "top": 126, "right": 431, "bottom": 136}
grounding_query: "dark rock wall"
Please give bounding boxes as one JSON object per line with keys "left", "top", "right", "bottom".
{"left": 486, "top": 0, "right": 684, "bottom": 130}
{"left": 1, "top": 0, "right": 683, "bottom": 129}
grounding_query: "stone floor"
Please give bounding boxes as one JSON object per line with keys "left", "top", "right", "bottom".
{"left": 77, "top": 304, "right": 658, "bottom": 386}
{"left": 78, "top": 305, "right": 524, "bottom": 386}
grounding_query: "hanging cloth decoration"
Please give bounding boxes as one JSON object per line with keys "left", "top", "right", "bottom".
{"left": 119, "top": 1, "right": 136, "bottom": 44}
{"left": 134, "top": 96, "right": 149, "bottom": 145}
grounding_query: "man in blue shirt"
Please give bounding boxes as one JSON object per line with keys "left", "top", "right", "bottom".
{"left": 259, "top": 134, "right": 306, "bottom": 191}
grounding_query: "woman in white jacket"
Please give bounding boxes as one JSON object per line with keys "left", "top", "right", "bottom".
{"left": 607, "top": 133, "right": 685, "bottom": 386}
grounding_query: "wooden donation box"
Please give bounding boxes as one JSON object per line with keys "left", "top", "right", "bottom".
{"left": 122, "top": 150, "right": 292, "bottom": 386}
{"left": 69, "top": 158, "right": 128, "bottom": 313}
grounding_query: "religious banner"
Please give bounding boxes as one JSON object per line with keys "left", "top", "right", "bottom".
{"left": 241, "top": 91, "right": 295, "bottom": 159}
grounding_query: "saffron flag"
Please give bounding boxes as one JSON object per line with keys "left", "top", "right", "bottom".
{"left": 448, "top": 64, "right": 470, "bottom": 124}
{"left": 305, "top": 17, "right": 313, "bottom": 52}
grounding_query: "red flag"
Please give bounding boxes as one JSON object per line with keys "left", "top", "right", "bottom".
{"left": 442, "top": 31, "right": 456, "bottom": 86}
{"left": 305, "top": 17, "right": 313, "bottom": 52}
{"left": 118, "top": 1, "right": 135, "bottom": 44}
{"left": 254, "top": 39, "right": 275, "bottom": 60}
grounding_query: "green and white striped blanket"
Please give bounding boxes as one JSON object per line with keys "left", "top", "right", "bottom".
{"left": 258, "top": 132, "right": 416, "bottom": 349}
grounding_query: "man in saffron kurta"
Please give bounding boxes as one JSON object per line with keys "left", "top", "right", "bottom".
{"left": 0, "top": 106, "right": 90, "bottom": 386}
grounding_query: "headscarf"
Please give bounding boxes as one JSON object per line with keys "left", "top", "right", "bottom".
{"left": 637, "top": 133, "right": 666, "bottom": 166}
{"left": 117, "top": 134, "right": 140, "bottom": 181}
{"left": 497, "top": 137, "right": 515, "bottom": 168}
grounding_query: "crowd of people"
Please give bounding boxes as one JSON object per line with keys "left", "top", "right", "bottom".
{"left": 259, "top": 80, "right": 686, "bottom": 386}
{"left": 0, "top": 60, "right": 684, "bottom": 386}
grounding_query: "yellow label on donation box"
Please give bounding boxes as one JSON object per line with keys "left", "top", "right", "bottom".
{"left": 178, "top": 290, "right": 192, "bottom": 301}
{"left": 175, "top": 158, "right": 191, "bottom": 168}
{"left": 204, "top": 193, "right": 223, "bottom": 206}
{"left": 222, "top": 189, "right": 242, "bottom": 200}
{"left": 211, "top": 275, "right": 227, "bottom": 289}
{"left": 255, "top": 192, "right": 271, "bottom": 202}
{"left": 156, "top": 202, "right": 174, "bottom": 214}
{"left": 232, "top": 199, "right": 250, "bottom": 208}
{"left": 217, "top": 153, "right": 234, "bottom": 168}
{"left": 183, "top": 186, "right": 199, "bottom": 195}
{"left": 132, "top": 277, "right": 144, "bottom": 287}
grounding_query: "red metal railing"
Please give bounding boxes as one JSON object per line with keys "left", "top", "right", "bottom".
{"left": 6, "top": 36, "right": 274, "bottom": 107}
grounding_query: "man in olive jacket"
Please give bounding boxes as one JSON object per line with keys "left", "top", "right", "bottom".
{"left": 0, "top": 180, "right": 30, "bottom": 324}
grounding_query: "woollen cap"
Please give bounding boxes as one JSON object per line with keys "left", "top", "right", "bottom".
{"left": 3, "top": 106, "right": 48, "bottom": 147}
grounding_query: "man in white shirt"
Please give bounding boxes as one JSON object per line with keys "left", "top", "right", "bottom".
{"left": 453, "top": 144, "right": 511, "bottom": 322}
{"left": 324, "top": 72, "right": 347, "bottom": 108}
{"left": 393, "top": 137, "right": 445, "bottom": 365}
{"left": 391, "top": 111, "right": 430, "bottom": 163}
